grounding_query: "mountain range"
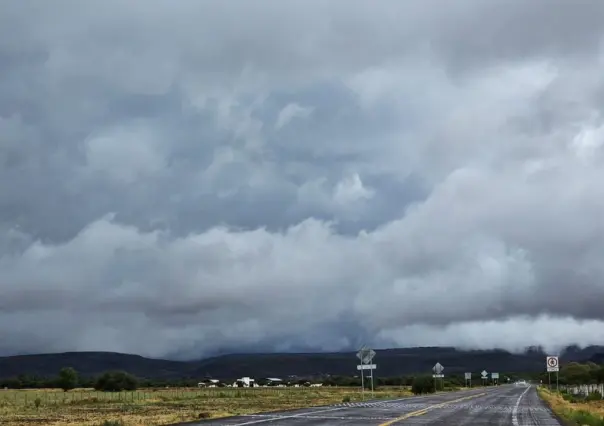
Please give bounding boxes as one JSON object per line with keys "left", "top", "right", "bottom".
{"left": 1, "top": 345, "right": 602, "bottom": 380}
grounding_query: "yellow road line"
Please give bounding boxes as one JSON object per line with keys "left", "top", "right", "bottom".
{"left": 378, "top": 392, "right": 487, "bottom": 426}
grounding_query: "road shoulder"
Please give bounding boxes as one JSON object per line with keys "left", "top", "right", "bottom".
{"left": 537, "top": 386, "right": 600, "bottom": 426}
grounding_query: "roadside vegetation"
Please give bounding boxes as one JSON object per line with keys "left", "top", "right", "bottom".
{"left": 0, "top": 386, "right": 412, "bottom": 426}
{"left": 539, "top": 387, "right": 604, "bottom": 426}
{"left": 538, "top": 362, "right": 604, "bottom": 426}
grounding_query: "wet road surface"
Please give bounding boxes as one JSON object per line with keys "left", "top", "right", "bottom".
{"left": 180, "top": 385, "right": 562, "bottom": 425}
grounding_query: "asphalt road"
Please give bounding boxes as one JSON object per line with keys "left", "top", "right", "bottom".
{"left": 183, "top": 385, "right": 564, "bottom": 425}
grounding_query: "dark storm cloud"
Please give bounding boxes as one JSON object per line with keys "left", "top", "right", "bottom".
{"left": 1, "top": 0, "right": 604, "bottom": 358}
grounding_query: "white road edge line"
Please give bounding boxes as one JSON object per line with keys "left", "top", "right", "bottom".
{"left": 512, "top": 385, "right": 532, "bottom": 426}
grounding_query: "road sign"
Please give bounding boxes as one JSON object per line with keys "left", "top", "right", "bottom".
{"left": 432, "top": 374, "right": 444, "bottom": 378}
{"left": 481, "top": 370, "right": 488, "bottom": 379}
{"left": 357, "top": 364, "right": 376, "bottom": 370}
{"left": 432, "top": 362, "right": 444, "bottom": 374}
{"left": 546, "top": 356, "right": 559, "bottom": 372}
{"left": 356, "top": 346, "right": 376, "bottom": 400}
{"left": 357, "top": 347, "right": 376, "bottom": 364}
{"left": 464, "top": 372, "right": 471, "bottom": 380}
{"left": 491, "top": 372, "right": 499, "bottom": 379}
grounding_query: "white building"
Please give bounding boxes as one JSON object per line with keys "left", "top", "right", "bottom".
{"left": 234, "top": 377, "right": 255, "bottom": 387}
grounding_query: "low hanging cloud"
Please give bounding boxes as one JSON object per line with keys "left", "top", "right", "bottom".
{"left": 2, "top": 0, "right": 604, "bottom": 359}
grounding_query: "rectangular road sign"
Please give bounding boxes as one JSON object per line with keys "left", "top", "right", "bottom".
{"left": 464, "top": 372, "right": 471, "bottom": 380}
{"left": 357, "top": 364, "right": 376, "bottom": 370}
{"left": 546, "top": 356, "right": 559, "bottom": 372}
{"left": 491, "top": 372, "right": 499, "bottom": 379}
{"left": 432, "top": 374, "right": 444, "bottom": 378}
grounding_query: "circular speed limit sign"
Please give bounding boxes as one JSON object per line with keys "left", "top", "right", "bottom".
{"left": 547, "top": 357, "right": 558, "bottom": 368}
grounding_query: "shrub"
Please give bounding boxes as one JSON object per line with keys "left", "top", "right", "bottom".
{"left": 94, "top": 371, "right": 138, "bottom": 392}
{"left": 363, "top": 380, "right": 378, "bottom": 391}
{"left": 570, "top": 410, "right": 604, "bottom": 426}
{"left": 411, "top": 376, "right": 436, "bottom": 395}
{"left": 100, "top": 421, "right": 124, "bottom": 426}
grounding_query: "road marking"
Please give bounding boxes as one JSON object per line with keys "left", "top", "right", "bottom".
{"left": 231, "top": 406, "right": 351, "bottom": 425}
{"left": 239, "top": 403, "right": 550, "bottom": 420}
{"left": 231, "top": 390, "right": 483, "bottom": 425}
{"left": 512, "top": 385, "right": 532, "bottom": 426}
{"left": 378, "top": 392, "right": 487, "bottom": 426}
{"left": 231, "top": 394, "right": 421, "bottom": 425}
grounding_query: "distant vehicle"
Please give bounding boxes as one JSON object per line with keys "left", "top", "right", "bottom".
{"left": 514, "top": 380, "right": 528, "bottom": 386}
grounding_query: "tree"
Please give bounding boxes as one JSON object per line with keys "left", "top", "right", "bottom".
{"left": 94, "top": 371, "right": 138, "bottom": 392}
{"left": 594, "top": 366, "right": 604, "bottom": 384}
{"left": 560, "top": 362, "right": 591, "bottom": 385}
{"left": 57, "top": 367, "right": 79, "bottom": 392}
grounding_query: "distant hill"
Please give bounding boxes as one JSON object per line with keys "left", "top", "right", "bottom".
{"left": 588, "top": 352, "right": 604, "bottom": 364}
{"left": 1, "top": 346, "right": 602, "bottom": 380}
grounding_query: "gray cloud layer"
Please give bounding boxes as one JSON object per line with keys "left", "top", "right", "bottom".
{"left": 2, "top": 0, "right": 604, "bottom": 359}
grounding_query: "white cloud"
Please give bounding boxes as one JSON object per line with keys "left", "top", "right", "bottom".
{"left": 275, "top": 103, "right": 314, "bottom": 130}
{"left": 83, "top": 125, "right": 166, "bottom": 184}
{"left": 333, "top": 174, "right": 374, "bottom": 205}
{"left": 378, "top": 316, "right": 604, "bottom": 355}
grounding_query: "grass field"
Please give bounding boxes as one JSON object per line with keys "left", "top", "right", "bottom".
{"left": 538, "top": 387, "right": 604, "bottom": 425}
{"left": 0, "top": 386, "right": 413, "bottom": 426}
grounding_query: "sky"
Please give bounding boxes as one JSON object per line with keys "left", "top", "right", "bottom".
{"left": 2, "top": 0, "right": 604, "bottom": 360}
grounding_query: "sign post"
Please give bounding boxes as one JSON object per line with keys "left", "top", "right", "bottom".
{"left": 481, "top": 370, "right": 488, "bottom": 386}
{"left": 491, "top": 372, "right": 499, "bottom": 386}
{"left": 369, "top": 350, "right": 376, "bottom": 398}
{"left": 432, "top": 362, "right": 444, "bottom": 391}
{"left": 464, "top": 372, "right": 472, "bottom": 388}
{"left": 356, "top": 346, "right": 376, "bottom": 399}
{"left": 546, "top": 356, "right": 559, "bottom": 392}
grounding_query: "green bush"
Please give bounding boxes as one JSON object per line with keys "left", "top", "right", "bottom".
{"left": 561, "top": 392, "right": 576, "bottom": 402}
{"left": 411, "top": 376, "right": 436, "bottom": 395}
{"left": 100, "top": 421, "right": 124, "bottom": 426}
{"left": 94, "top": 371, "right": 138, "bottom": 392}
{"left": 562, "top": 391, "right": 602, "bottom": 403}
{"left": 569, "top": 410, "right": 604, "bottom": 426}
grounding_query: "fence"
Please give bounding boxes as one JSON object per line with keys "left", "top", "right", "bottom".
{"left": 557, "top": 383, "right": 604, "bottom": 398}
{"left": 0, "top": 386, "right": 361, "bottom": 407}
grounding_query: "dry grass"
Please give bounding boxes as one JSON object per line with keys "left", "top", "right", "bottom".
{"left": 538, "top": 386, "right": 604, "bottom": 425}
{"left": 0, "top": 386, "right": 412, "bottom": 426}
